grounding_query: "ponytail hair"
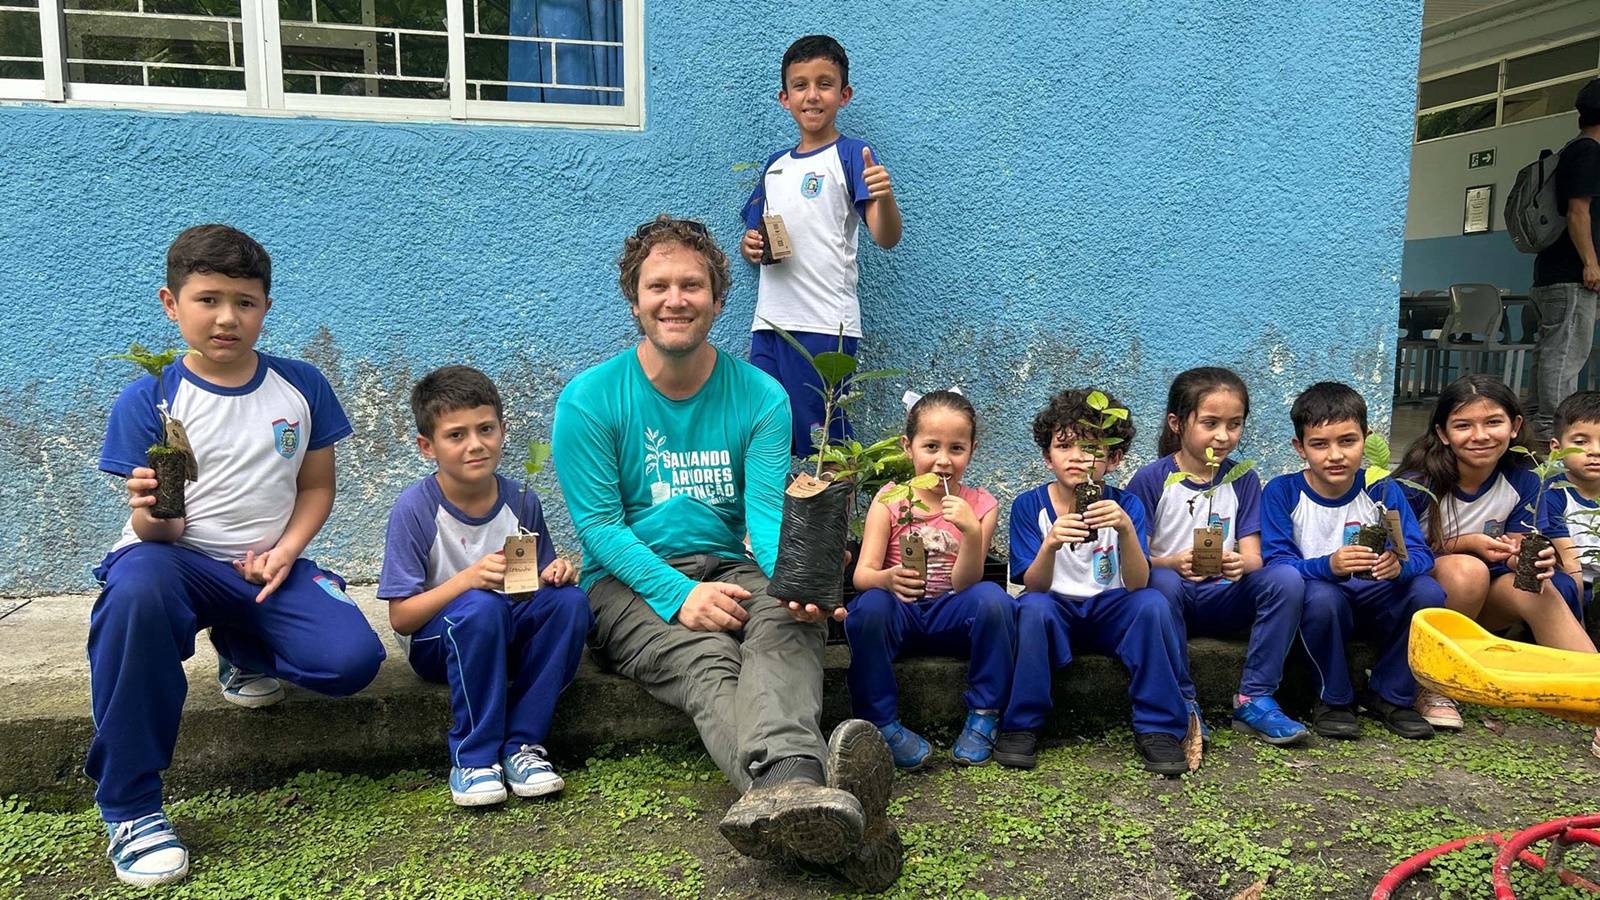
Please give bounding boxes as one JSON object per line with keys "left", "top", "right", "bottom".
{"left": 905, "top": 390, "right": 978, "bottom": 443}
{"left": 1397, "top": 374, "right": 1530, "bottom": 546}
{"left": 1158, "top": 367, "right": 1250, "bottom": 458}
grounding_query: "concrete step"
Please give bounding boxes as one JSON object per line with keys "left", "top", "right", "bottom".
{"left": 0, "top": 589, "right": 1372, "bottom": 808}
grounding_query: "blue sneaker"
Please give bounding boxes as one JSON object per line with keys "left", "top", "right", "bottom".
{"left": 107, "top": 812, "right": 188, "bottom": 887}
{"left": 951, "top": 710, "right": 999, "bottom": 766}
{"left": 449, "top": 765, "right": 508, "bottom": 807}
{"left": 877, "top": 721, "right": 931, "bottom": 769}
{"left": 1231, "top": 696, "right": 1311, "bottom": 746}
{"left": 217, "top": 657, "right": 284, "bottom": 709}
{"left": 1185, "top": 699, "right": 1211, "bottom": 743}
{"left": 501, "top": 744, "right": 564, "bottom": 798}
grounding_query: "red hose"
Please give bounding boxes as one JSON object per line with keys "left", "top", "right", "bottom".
{"left": 1371, "top": 814, "right": 1600, "bottom": 900}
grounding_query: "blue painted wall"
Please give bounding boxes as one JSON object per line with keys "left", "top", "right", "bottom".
{"left": 0, "top": 1, "right": 1422, "bottom": 594}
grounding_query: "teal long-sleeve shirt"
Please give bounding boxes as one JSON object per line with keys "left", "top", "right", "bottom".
{"left": 552, "top": 347, "right": 791, "bottom": 621}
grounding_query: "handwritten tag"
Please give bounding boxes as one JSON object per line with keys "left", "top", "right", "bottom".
{"left": 898, "top": 532, "right": 928, "bottom": 581}
{"left": 1192, "top": 527, "right": 1224, "bottom": 577}
{"left": 786, "top": 472, "right": 831, "bottom": 499}
{"left": 1383, "top": 509, "right": 1408, "bottom": 561}
{"left": 160, "top": 410, "right": 199, "bottom": 482}
{"left": 763, "top": 213, "right": 794, "bottom": 260}
{"left": 502, "top": 533, "right": 542, "bottom": 595}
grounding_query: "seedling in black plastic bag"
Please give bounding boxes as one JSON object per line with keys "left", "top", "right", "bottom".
{"left": 1353, "top": 434, "right": 1436, "bottom": 580}
{"left": 1506, "top": 444, "right": 1582, "bottom": 593}
{"left": 112, "top": 343, "right": 194, "bottom": 519}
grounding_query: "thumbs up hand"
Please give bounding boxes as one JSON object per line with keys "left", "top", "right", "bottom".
{"left": 862, "top": 146, "right": 892, "bottom": 200}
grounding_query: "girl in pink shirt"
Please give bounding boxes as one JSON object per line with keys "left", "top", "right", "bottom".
{"left": 846, "top": 391, "right": 1018, "bottom": 768}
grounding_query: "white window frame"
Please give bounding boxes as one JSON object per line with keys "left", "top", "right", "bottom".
{"left": 1415, "top": 30, "right": 1600, "bottom": 144}
{"left": 0, "top": 0, "right": 643, "bottom": 127}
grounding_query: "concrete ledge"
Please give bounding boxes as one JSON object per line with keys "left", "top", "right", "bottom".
{"left": 1, "top": 590, "right": 1374, "bottom": 807}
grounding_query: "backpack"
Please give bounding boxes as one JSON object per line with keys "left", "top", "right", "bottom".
{"left": 1505, "top": 137, "right": 1596, "bottom": 254}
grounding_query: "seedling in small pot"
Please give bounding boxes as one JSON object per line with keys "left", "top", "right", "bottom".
{"left": 1353, "top": 434, "right": 1436, "bottom": 580}
{"left": 762, "top": 322, "right": 903, "bottom": 609}
{"left": 1163, "top": 446, "right": 1257, "bottom": 578}
{"left": 876, "top": 472, "right": 941, "bottom": 584}
{"left": 112, "top": 343, "right": 194, "bottom": 519}
{"left": 1068, "top": 390, "right": 1129, "bottom": 549}
{"left": 1506, "top": 445, "right": 1582, "bottom": 593}
{"left": 503, "top": 439, "right": 553, "bottom": 596}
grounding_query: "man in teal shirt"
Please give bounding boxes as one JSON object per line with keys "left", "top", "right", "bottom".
{"left": 553, "top": 218, "right": 899, "bottom": 888}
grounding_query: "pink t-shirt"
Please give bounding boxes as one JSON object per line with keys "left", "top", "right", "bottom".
{"left": 878, "top": 481, "right": 998, "bottom": 598}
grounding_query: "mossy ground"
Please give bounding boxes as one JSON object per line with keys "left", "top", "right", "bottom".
{"left": 5, "top": 706, "right": 1600, "bottom": 899}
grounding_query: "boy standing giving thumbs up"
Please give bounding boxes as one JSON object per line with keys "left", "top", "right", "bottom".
{"left": 741, "top": 34, "right": 903, "bottom": 457}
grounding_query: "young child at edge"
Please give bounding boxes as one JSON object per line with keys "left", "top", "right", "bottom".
{"left": 378, "top": 366, "right": 593, "bottom": 807}
{"left": 739, "top": 34, "right": 903, "bottom": 456}
{"left": 845, "top": 390, "right": 1017, "bottom": 768}
{"left": 1261, "top": 382, "right": 1444, "bottom": 742}
{"left": 90, "top": 224, "right": 386, "bottom": 886}
{"left": 1125, "top": 367, "right": 1309, "bottom": 746}
{"left": 999, "top": 388, "right": 1193, "bottom": 775}
{"left": 1396, "top": 374, "right": 1580, "bottom": 730}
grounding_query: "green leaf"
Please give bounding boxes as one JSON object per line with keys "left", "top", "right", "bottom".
{"left": 1508, "top": 444, "right": 1536, "bottom": 458}
{"left": 1546, "top": 479, "right": 1578, "bottom": 494}
{"left": 1551, "top": 446, "right": 1587, "bottom": 461}
{"left": 1394, "top": 476, "right": 1437, "bottom": 502}
{"left": 1087, "top": 390, "right": 1108, "bottom": 412}
{"left": 1363, "top": 466, "right": 1392, "bottom": 488}
{"left": 1362, "top": 434, "right": 1391, "bottom": 472}
{"left": 1217, "top": 459, "right": 1256, "bottom": 487}
{"left": 1102, "top": 436, "right": 1124, "bottom": 447}
{"left": 524, "top": 440, "right": 552, "bottom": 478}
{"left": 848, "top": 368, "right": 906, "bottom": 383}
{"left": 111, "top": 343, "right": 184, "bottom": 379}
{"left": 812, "top": 351, "right": 858, "bottom": 386}
{"left": 760, "top": 321, "right": 814, "bottom": 366}
{"left": 906, "top": 472, "right": 941, "bottom": 490}
{"left": 1164, "top": 471, "right": 1197, "bottom": 488}
{"left": 1102, "top": 407, "right": 1130, "bottom": 422}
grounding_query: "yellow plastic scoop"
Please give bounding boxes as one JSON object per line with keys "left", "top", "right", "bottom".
{"left": 1409, "top": 608, "right": 1600, "bottom": 726}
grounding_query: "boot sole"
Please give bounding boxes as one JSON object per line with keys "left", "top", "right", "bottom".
{"left": 769, "top": 792, "right": 863, "bottom": 865}
{"left": 828, "top": 720, "right": 894, "bottom": 820}
{"left": 837, "top": 820, "right": 904, "bottom": 893}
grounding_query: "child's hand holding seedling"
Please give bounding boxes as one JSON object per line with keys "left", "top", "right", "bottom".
{"left": 1220, "top": 551, "right": 1245, "bottom": 581}
{"left": 1370, "top": 550, "right": 1401, "bottom": 581}
{"left": 1046, "top": 512, "right": 1091, "bottom": 552}
{"left": 888, "top": 565, "right": 926, "bottom": 604}
{"left": 1082, "top": 498, "right": 1132, "bottom": 536}
{"left": 1330, "top": 544, "right": 1380, "bottom": 578}
{"left": 540, "top": 557, "right": 577, "bottom": 587}
{"left": 462, "top": 550, "right": 507, "bottom": 592}
{"left": 1453, "top": 531, "right": 1516, "bottom": 562}
{"left": 125, "top": 466, "right": 160, "bottom": 511}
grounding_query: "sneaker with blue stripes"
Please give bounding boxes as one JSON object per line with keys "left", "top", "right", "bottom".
{"left": 217, "top": 657, "right": 285, "bottom": 709}
{"left": 449, "top": 765, "right": 507, "bottom": 807}
{"left": 107, "top": 812, "right": 188, "bottom": 887}
{"left": 1231, "top": 696, "right": 1311, "bottom": 746}
{"left": 502, "top": 744, "right": 564, "bottom": 798}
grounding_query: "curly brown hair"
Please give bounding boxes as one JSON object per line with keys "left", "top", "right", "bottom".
{"left": 617, "top": 216, "right": 732, "bottom": 310}
{"left": 1031, "top": 387, "right": 1135, "bottom": 459}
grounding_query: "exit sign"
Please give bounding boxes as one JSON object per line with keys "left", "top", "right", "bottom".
{"left": 1469, "top": 149, "right": 1496, "bottom": 169}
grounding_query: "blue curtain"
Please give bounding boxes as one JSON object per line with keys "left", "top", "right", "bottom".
{"left": 506, "top": 0, "right": 621, "bottom": 105}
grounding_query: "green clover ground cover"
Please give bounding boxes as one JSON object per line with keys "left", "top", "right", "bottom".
{"left": 5, "top": 708, "right": 1600, "bottom": 899}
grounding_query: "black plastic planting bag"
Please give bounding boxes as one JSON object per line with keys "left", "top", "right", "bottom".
{"left": 768, "top": 476, "right": 853, "bottom": 609}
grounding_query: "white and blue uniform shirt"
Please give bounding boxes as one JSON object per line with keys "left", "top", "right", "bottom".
{"left": 742, "top": 134, "right": 876, "bottom": 338}
{"left": 1540, "top": 484, "right": 1600, "bottom": 582}
{"left": 1261, "top": 471, "right": 1433, "bottom": 582}
{"left": 1409, "top": 465, "right": 1539, "bottom": 543}
{"left": 99, "top": 353, "right": 351, "bottom": 562}
{"left": 1008, "top": 481, "right": 1150, "bottom": 600}
{"left": 377, "top": 474, "right": 556, "bottom": 655}
{"left": 1125, "top": 455, "right": 1261, "bottom": 559}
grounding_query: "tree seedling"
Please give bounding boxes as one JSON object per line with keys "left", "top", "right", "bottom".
{"left": 1066, "top": 390, "right": 1129, "bottom": 548}
{"left": 1353, "top": 434, "right": 1435, "bottom": 580}
{"left": 1164, "top": 447, "right": 1257, "bottom": 578}
{"left": 113, "top": 343, "right": 194, "bottom": 519}
{"left": 503, "top": 438, "right": 553, "bottom": 596}
{"left": 876, "top": 472, "right": 941, "bottom": 583}
{"left": 1506, "top": 445, "right": 1582, "bottom": 593}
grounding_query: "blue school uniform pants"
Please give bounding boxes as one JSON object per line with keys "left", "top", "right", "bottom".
{"left": 750, "top": 328, "right": 859, "bottom": 458}
{"left": 1004, "top": 586, "right": 1190, "bottom": 738}
{"left": 844, "top": 583, "right": 1017, "bottom": 726}
{"left": 1297, "top": 574, "right": 1446, "bottom": 707}
{"left": 86, "top": 542, "right": 387, "bottom": 823}
{"left": 405, "top": 586, "right": 593, "bottom": 768}
{"left": 1157, "top": 565, "right": 1305, "bottom": 701}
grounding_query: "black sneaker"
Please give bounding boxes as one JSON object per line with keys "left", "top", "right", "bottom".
{"left": 827, "top": 719, "right": 903, "bottom": 892}
{"left": 1132, "top": 732, "right": 1187, "bottom": 776}
{"left": 1311, "top": 702, "right": 1361, "bottom": 740}
{"left": 993, "top": 730, "right": 1039, "bottom": 770}
{"left": 1359, "top": 690, "right": 1435, "bottom": 740}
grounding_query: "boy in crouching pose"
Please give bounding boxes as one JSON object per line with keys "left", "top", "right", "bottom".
{"left": 379, "top": 366, "right": 593, "bottom": 806}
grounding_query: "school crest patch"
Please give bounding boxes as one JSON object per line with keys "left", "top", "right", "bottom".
{"left": 802, "top": 172, "right": 825, "bottom": 198}
{"left": 313, "top": 573, "right": 355, "bottom": 606}
{"left": 1342, "top": 520, "right": 1362, "bottom": 545}
{"left": 1484, "top": 519, "right": 1506, "bottom": 537}
{"left": 272, "top": 418, "right": 302, "bottom": 459}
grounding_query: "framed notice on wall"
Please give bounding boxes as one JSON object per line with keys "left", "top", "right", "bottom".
{"left": 1463, "top": 184, "right": 1493, "bottom": 235}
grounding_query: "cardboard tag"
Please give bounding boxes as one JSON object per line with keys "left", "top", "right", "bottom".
{"left": 898, "top": 532, "right": 928, "bottom": 581}
{"left": 502, "top": 533, "right": 542, "bottom": 595}
{"left": 786, "top": 472, "right": 831, "bottom": 499}
{"left": 1383, "top": 509, "right": 1408, "bottom": 561}
{"left": 160, "top": 411, "right": 199, "bottom": 482}
{"left": 1192, "top": 527, "right": 1224, "bottom": 578}
{"left": 763, "top": 213, "right": 794, "bottom": 259}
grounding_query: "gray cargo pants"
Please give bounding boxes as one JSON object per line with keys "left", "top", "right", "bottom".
{"left": 587, "top": 555, "right": 828, "bottom": 792}
{"left": 1531, "top": 282, "right": 1600, "bottom": 440}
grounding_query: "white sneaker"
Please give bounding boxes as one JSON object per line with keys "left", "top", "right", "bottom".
{"left": 108, "top": 812, "right": 189, "bottom": 887}
{"left": 1414, "top": 688, "right": 1464, "bottom": 731}
{"left": 449, "top": 765, "right": 508, "bottom": 807}
{"left": 218, "top": 658, "right": 285, "bottom": 709}
{"left": 502, "top": 744, "right": 565, "bottom": 798}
